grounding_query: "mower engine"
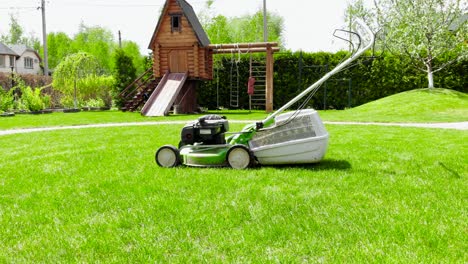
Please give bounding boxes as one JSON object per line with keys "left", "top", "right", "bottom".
{"left": 180, "top": 115, "right": 229, "bottom": 146}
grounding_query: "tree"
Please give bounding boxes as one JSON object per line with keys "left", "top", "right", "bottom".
{"left": 112, "top": 49, "right": 137, "bottom": 108}
{"left": 230, "top": 11, "right": 284, "bottom": 44}
{"left": 1, "top": 14, "right": 40, "bottom": 48}
{"left": 53, "top": 52, "right": 105, "bottom": 108}
{"left": 204, "top": 15, "right": 234, "bottom": 44}
{"left": 119, "top": 41, "right": 146, "bottom": 75}
{"left": 45, "top": 32, "right": 76, "bottom": 70}
{"left": 355, "top": 0, "right": 467, "bottom": 88}
{"left": 200, "top": 1, "right": 285, "bottom": 44}
{"left": 0, "top": 14, "right": 23, "bottom": 44}
{"left": 72, "top": 23, "right": 115, "bottom": 73}
{"left": 43, "top": 24, "right": 145, "bottom": 73}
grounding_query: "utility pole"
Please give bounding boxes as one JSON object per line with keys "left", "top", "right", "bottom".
{"left": 118, "top": 30, "right": 122, "bottom": 48}
{"left": 263, "top": 0, "right": 268, "bottom": 42}
{"left": 41, "top": 0, "right": 49, "bottom": 76}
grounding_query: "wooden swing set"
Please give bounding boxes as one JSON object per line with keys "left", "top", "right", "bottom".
{"left": 208, "top": 42, "right": 280, "bottom": 112}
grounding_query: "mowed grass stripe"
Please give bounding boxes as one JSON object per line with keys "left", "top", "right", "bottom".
{"left": 0, "top": 124, "right": 466, "bottom": 262}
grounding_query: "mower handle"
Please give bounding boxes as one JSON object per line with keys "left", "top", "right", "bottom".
{"left": 261, "top": 19, "right": 375, "bottom": 128}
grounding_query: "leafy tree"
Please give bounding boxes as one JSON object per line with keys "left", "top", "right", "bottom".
{"left": 112, "top": 49, "right": 137, "bottom": 108}
{"left": 200, "top": 2, "right": 284, "bottom": 44}
{"left": 72, "top": 23, "right": 115, "bottom": 73}
{"left": 43, "top": 23, "right": 146, "bottom": 74}
{"left": 1, "top": 14, "right": 40, "bottom": 48}
{"left": 229, "top": 11, "right": 284, "bottom": 43}
{"left": 45, "top": 32, "right": 76, "bottom": 70}
{"left": 53, "top": 52, "right": 105, "bottom": 108}
{"left": 119, "top": 41, "right": 147, "bottom": 74}
{"left": 1, "top": 14, "right": 23, "bottom": 44}
{"left": 204, "top": 15, "right": 233, "bottom": 44}
{"left": 352, "top": 0, "right": 467, "bottom": 88}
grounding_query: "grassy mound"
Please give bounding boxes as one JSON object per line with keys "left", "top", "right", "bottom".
{"left": 322, "top": 88, "right": 468, "bottom": 122}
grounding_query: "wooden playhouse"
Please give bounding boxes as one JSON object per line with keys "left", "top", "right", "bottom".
{"left": 120, "top": 0, "right": 278, "bottom": 116}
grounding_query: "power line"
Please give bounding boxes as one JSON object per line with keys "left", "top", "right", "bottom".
{"left": 48, "top": 0, "right": 206, "bottom": 8}
{"left": 0, "top": 6, "right": 37, "bottom": 10}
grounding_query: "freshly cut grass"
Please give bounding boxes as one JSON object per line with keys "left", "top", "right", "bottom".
{"left": 0, "top": 124, "right": 466, "bottom": 262}
{"left": 321, "top": 88, "right": 468, "bottom": 122}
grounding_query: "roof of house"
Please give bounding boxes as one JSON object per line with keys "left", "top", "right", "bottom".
{"left": 148, "top": 0, "right": 210, "bottom": 49}
{"left": 0, "top": 42, "right": 19, "bottom": 56}
{"left": 9, "top": 44, "right": 41, "bottom": 61}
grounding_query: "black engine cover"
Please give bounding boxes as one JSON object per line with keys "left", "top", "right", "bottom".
{"left": 180, "top": 115, "right": 229, "bottom": 146}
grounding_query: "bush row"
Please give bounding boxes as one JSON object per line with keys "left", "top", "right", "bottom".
{"left": 1, "top": 51, "right": 466, "bottom": 111}
{"left": 198, "top": 51, "right": 467, "bottom": 110}
{"left": 0, "top": 73, "right": 52, "bottom": 90}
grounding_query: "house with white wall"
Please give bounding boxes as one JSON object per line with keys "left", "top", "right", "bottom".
{"left": 10, "top": 45, "right": 42, "bottom": 75}
{"left": 0, "top": 42, "right": 42, "bottom": 75}
{"left": 0, "top": 42, "right": 18, "bottom": 73}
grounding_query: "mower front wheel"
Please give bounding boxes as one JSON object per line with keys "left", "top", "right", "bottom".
{"left": 155, "top": 145, "right": 180, "bottom": 168}
{"left": 227, "top": 145, "right": 253, "bottom": 169}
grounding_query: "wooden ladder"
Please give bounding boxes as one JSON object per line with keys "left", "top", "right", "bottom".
{"left": 250, "top": 60, "right": 266, "bottom": 109}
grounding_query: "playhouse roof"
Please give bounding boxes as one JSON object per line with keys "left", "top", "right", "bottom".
{"left": 148, "top": 0, "right": 210, "bottom": 49}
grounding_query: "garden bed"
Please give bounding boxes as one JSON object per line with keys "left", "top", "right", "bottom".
{"left": 81, "top": 106, "right": 111, "bottom": 111}
{"left": 63, "top": 108, "right": 82, "bottom": 113}
{"left": 0, "top": 112, "right": 15, "bottom": 117}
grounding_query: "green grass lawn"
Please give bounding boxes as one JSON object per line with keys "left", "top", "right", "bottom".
{"left": 0, "top": 123, "right": 466, "bottom": 262}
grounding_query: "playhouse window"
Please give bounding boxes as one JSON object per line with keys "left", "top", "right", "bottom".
{"left": 171, "top": 15, "right": 181, "bottom": 32}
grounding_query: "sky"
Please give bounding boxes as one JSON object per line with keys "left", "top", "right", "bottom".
{"left": 0, "top": 0, "right": 363, "bottom": 55}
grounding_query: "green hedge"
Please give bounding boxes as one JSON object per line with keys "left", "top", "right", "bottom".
{"left": 198, "top": 51, "right": 467, "bottom": 110}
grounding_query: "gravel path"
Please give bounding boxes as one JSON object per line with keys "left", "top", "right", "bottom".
{"left": 0, "top": 121, "right": 467, "bottom": 136}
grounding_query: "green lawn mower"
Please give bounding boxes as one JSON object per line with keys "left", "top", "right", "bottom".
{"left": 155, "top": 19, "right": 375, "bottom": 169}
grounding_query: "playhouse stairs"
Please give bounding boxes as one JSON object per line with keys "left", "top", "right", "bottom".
{"left": 141, "top": 72, "right": 188, "bottom": 116}
{"left": 124, "top": 79, "right": 161, "bottom": 112}
{"left": 119, "top": 68, "right": 161, "bottom": 112}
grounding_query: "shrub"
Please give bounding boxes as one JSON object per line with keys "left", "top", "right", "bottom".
{"left": 198, "top": 51, "right": 466, "bottom": 110}
{"left": 112, "top": 49, "right": 137, "bottom": 108}
{"left": 83, "top": 98, "right": 105, "bottom": 108}
{"left": 60, "top": 96, "right": 77, "bottom": 109}
{"left": 20, "top": 86, "right": 45, "bottom": 112}
{"left": 0, "top": 86, "right": 14, "bottom": 113}
{"left": 77, "top": 75, "right": 114, "bottom": 107}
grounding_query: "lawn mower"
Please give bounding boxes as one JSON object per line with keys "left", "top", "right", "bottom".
{"left": 155, "top": 19, "right": 375, "bottom": 169}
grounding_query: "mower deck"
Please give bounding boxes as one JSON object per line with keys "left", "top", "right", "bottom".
{"left": 179, "top": 145, "right": 230, "bottom": 167}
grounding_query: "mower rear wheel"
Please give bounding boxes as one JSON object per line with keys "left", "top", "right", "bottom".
{"left": 227, "top": 145, "right": 253, "bottom": 169}
{"left": 155, "top": 145, "right": 180, "bottom": 168}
